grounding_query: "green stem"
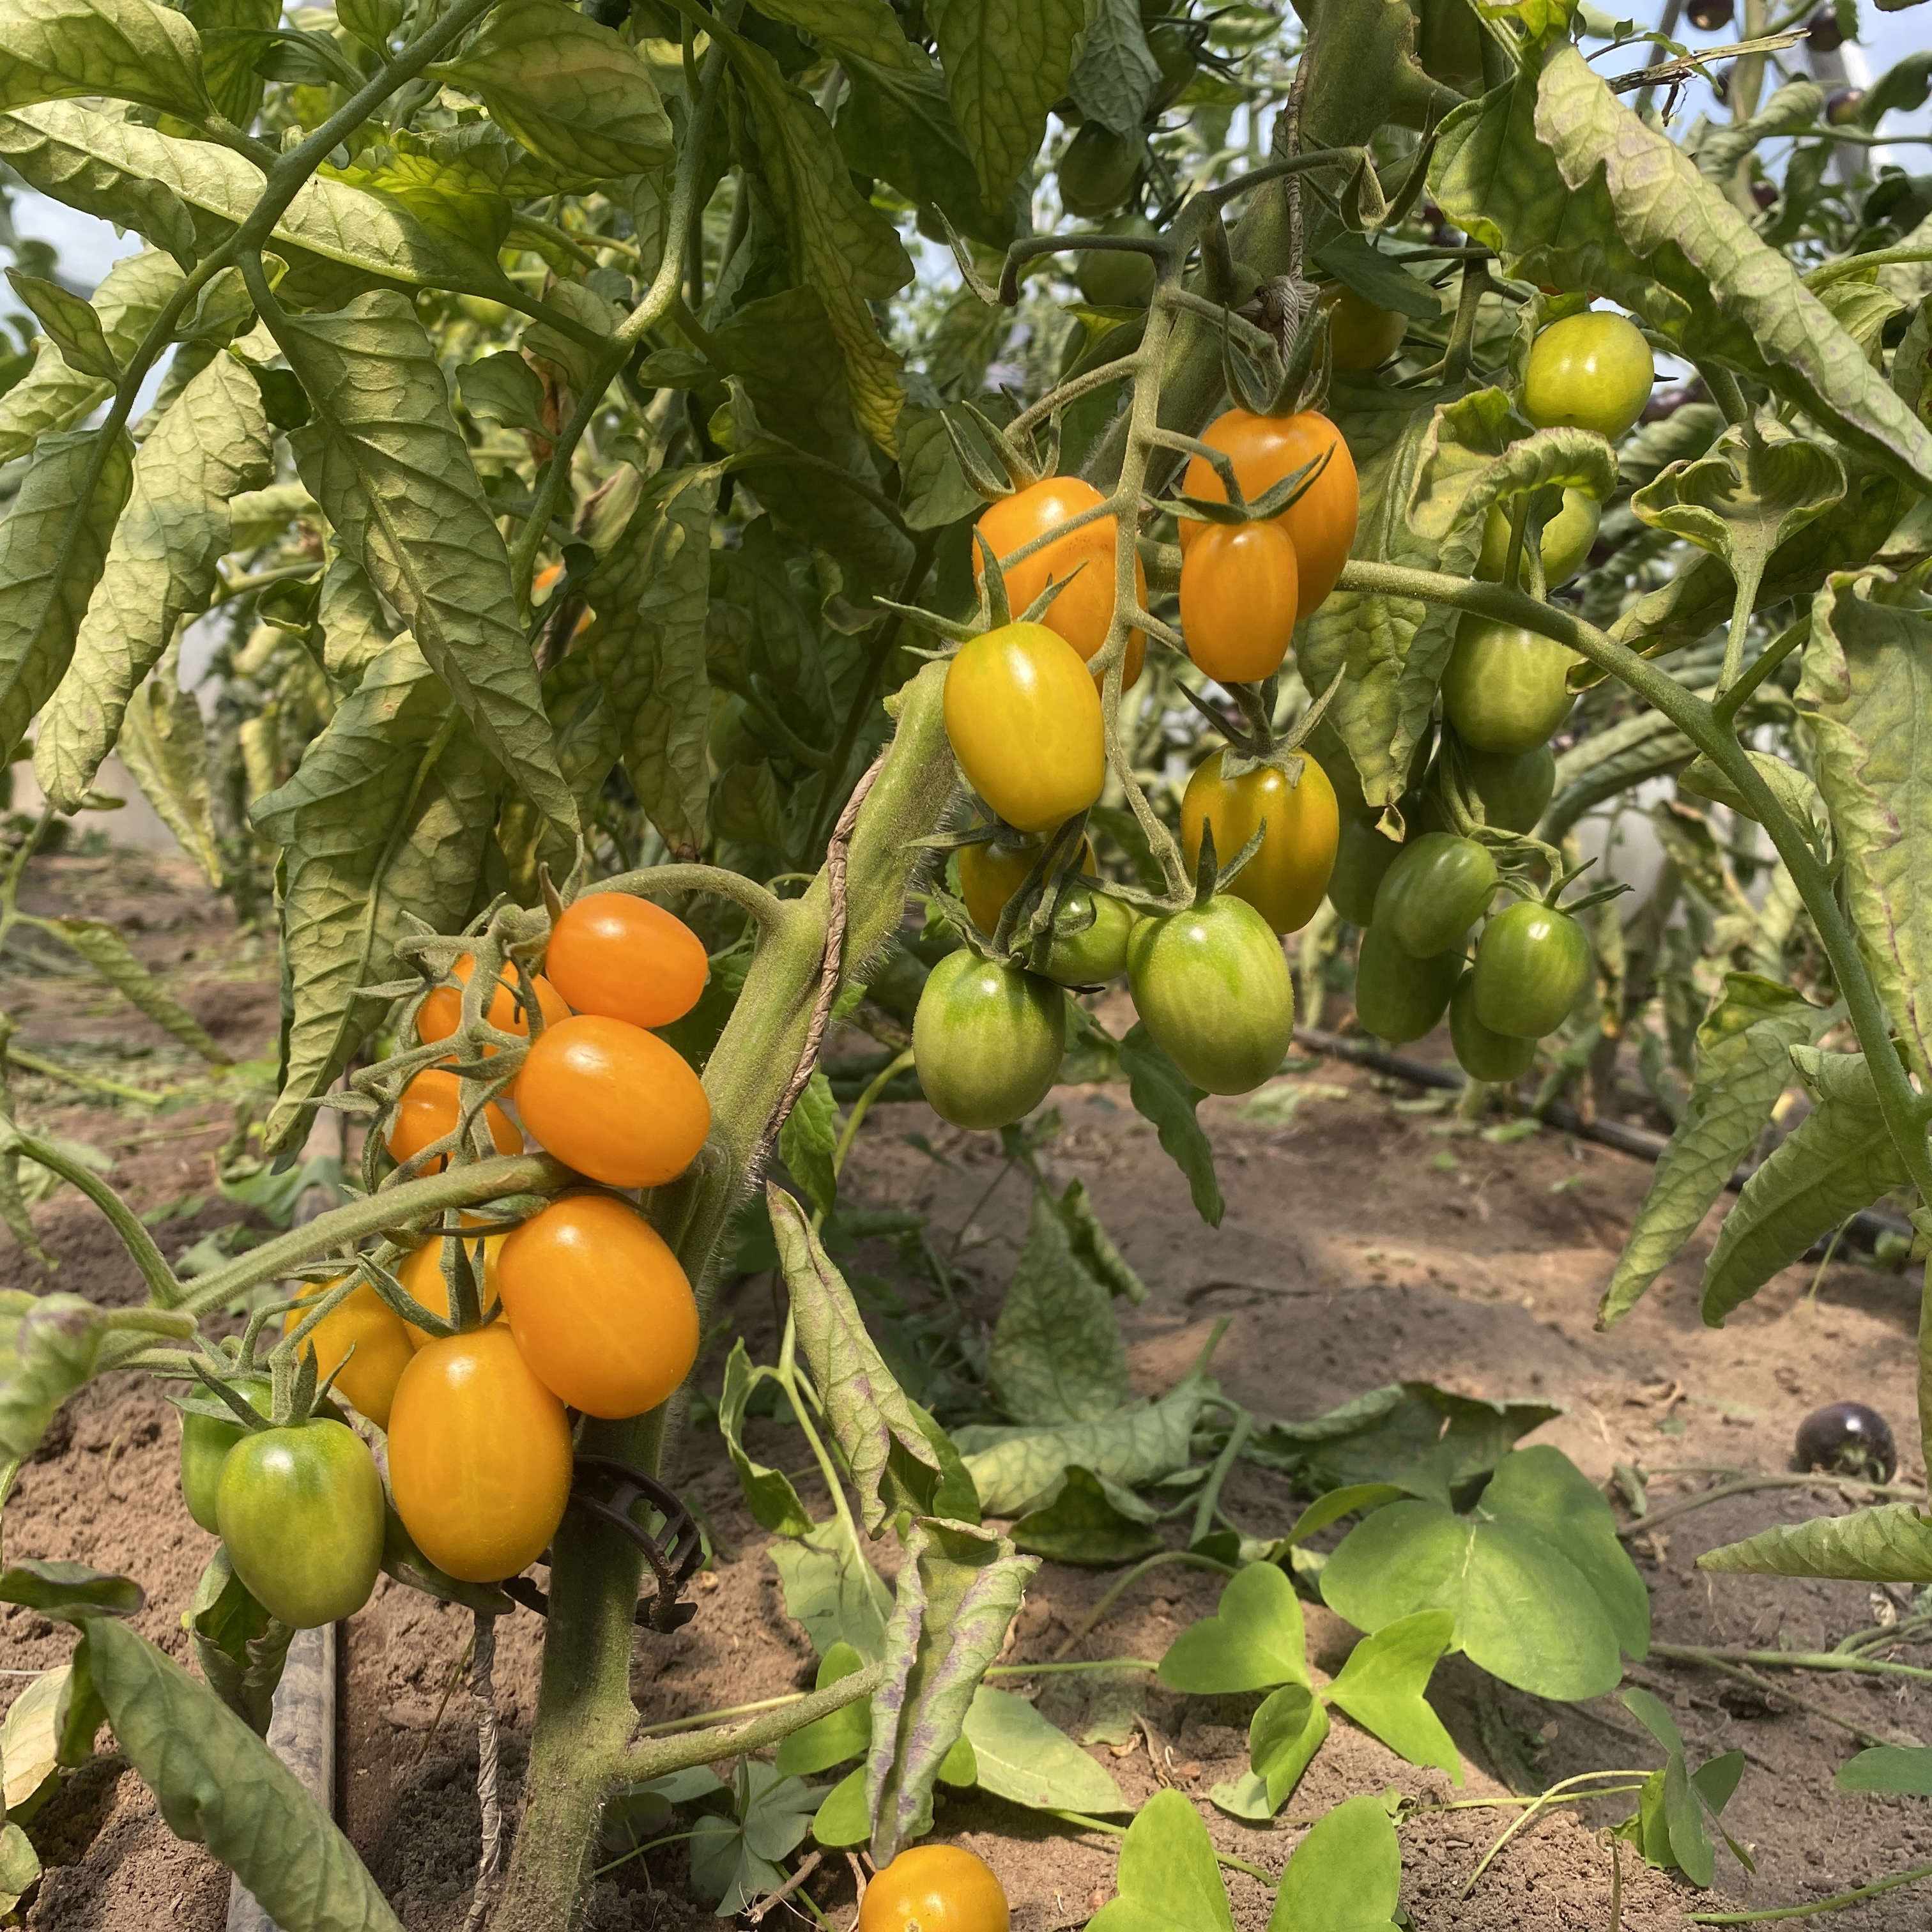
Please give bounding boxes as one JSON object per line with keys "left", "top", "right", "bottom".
{"left": 1685, "top": 1861, "right": 1932, "bottom": 1924}
{"left": 1653, "top": 1641, "right": 1932, "bottom": 1686}
{"left": 1616, "top": 1471, "right": 1925, "bottom": 1540}
{"left": 984, "top": 1659, "right": 1162, "bottom": 1678}
{"left": 583, "top": 864, "right": 798, "bottom": 933}
{"left": 2, "top": 1127, "right": 181, "bottom": 1305}
{"left": 5, "top": 1047, "right": 169, "bottom": 1107}
{"left": 624, "top": 1662, "right": 885, "bottom": 1782}
{"left": 1718, "top": 558, "right": 1765, "bottom": 694}
{"left": 816, "top": 1048, "right": 914, "bottom": 1230}
{"left": 1190, "top": 1408, "right": 1253, "bottom": 1550}
{"left": 1051, "top": 1550, "right": 1237, "bottom": 1660}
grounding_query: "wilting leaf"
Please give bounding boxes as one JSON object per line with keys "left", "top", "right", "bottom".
{"left": 0, "top": 1289, "right": 105, "bottom": 1462}
{"left": 1700, "top": 1502, "right": 1932, "bottom": 1584}
{"left": 989, "top": 1186, "right": 1131, "bottom": 1426}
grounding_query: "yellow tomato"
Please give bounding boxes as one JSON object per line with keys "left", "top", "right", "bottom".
{"left": 1181, "top": 750, "right": 1340, "bottom": 935}
{"left": 283, "top": 1278, "right": 415, "bottom": 1431}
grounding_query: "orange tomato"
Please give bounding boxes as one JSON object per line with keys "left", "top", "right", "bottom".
{"left": 956, "top": 836, "right": 1096, "bottom": 937}
{"left": 544, "top": 894, "right": 709, "bottom": 1031}
{"left": 387, "top": 1326, "right": 573, "bottom": 1583}
{"left": 497, "top": 1193, "right": 699, "bottom": 1418}
{"left": 1178, "top": 519, "right": 1300, "bottom": 685}
{"left": 516, "top": 1014, "right": 710, "bottom": 1188}
{"left": 385, "top": 1068, "right": 520, "bottom": 1168}
{"left": 1178, "top": 410, "right": 1359, "bottom": 618}
{"left": 858, "top": 1845, "right": 1009, "bottom": 1932}
{"left": 397, "top": 1225, "right": 508, "bottom": 1347}
{"left": 417, "top": 954, "right": 570, "bottom": 1055}
{"left": 283, "top": 1278, "right": 414, "bottom": 1431}
{"left": 974, "top": 477, "right": 1146, "bottom": 687}
{"left": 532, "top": 560, "right": 593, "bottom": 640}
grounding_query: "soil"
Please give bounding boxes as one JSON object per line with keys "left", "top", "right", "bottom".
{"left": 5, "top": 851, "right": 1931, "bottom": 1929}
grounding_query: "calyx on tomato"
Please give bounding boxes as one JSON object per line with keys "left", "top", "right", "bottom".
{"left": 1181, "top": 749, "right": 1338, "bottom": 935}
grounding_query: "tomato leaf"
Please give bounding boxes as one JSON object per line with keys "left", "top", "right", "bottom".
{"left": 188, "top": 1547, "right": 293, "bottom": 1737}
{"left": 0, "top": 1558, "right": 142, "bottom": 1620}
{"left": 0, "top": 1666, "right": 69, "bottom": 1820}
{"left": 1119, "top": 1020, "right": 1224, "bottom": 1227}
{"left": 989, "top": 1185, "right": 1131, "bottom": 1425}
{"left": 1698, "top": 1501, "right": 1932, "bottom": 1585}
{"left": 1325, "top": 1609, "right": 1460, "bottom": 1781}
{"left": 40, "top": 916, "right": 228, "bottom": 1062}
{"left": 0, "top": 0, "right": 211, "bottom": 119}
{"left": 114, "top": 637, "right": 224, "bottom": 887}
{"left": 1011, "top": 1465, "right": 1162, "bottom": 1566}
{"left": 716, "top": 1340, "right": 815, "bottom": 1538}
{"left": 0, "top": 1290, "right": 105, "bottom": 1464}
{"left": 769, "top": 1523, "right": 893, "bottom": 1662}
{"left": 1068, "top": 0, "right": 1159, "bottom": 138}
{"left": 1087, "top": 1786, "right": 1234, "bottom": 1932}
{"left": 748, "top": 0, "right": 915, "bottom": 68}
{"left": 934, "top": 0, "right": 1085, "bottom": 208}
{"left": 1266, "top": 1793, "right": 1403, "bottom": 1931}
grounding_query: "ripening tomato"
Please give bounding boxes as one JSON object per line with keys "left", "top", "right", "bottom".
{"left": 388, "top": 1326, "right": 573, "bottom": 1583}
{"left": 544, "top": 894, "right": 709, "bottom": 1031}
{"left": 283, "top": 1278, "right": 415, "bottom": 1431}
{"left": 1472, "top": 900, "right": 1591, "bottom": 1038}
{"left": 532, "top": 560, "right": 594, "bottom": 640}
{"left": 974, "top": 479, "right": 1146, "bottom": 687}
{"left": 1327, "top": 815, "right": 1403, "bottom": 926}
{"left": 1320, "top": 282, "right": 1408, "bottom": 372}
{"left": 1033, "top": 884, "right": 1136, "bottom": 986}
{"left": 1181, "top": 750, "right": 1338, "bottom": 935}
{"left": 943, "top": 622, "right": 1106, "bottom": 835}
{"left": 398, "top": 1223, "right": 507, "bottom": 1347}
{"left": 1521, "top": 312, "right": 1654, "bottom": 442}
{"left": 1179, "top": 410, "right": 1358, "bottom": 618}
{"left": 956, "top": 836, "right": 1096, "bottom": 937}
{"left": 179, "top": 1376, "right": 271, "bottom": 1533}
{"left": 496, "top": 1193, "right": 698, "bottom": 1419}
{"left": 1441, "top": 617, "right": 1575, "bottom": 756}
{"left": 216, "top": 1419, "right": 386, "bottom": 1627}
{"left": 386, "top": 1068, "right": 521, "bottom": 1169}
{"left": 1476, "top": 488, "right": 1600, "bottom": 589}
{"left": 1354, "top": 923, "right": 1463, "bottom": 1043}
{"left": 517, "top": 1014, "right": 710, "bottom": 1188}
{"left": 857, "top": 1844, "right": 1009, "bottom": 1932}
{"left": 1179, "top": 520, "right": 1299, "bottom": 686}
{"left": 1127, "top": 896, "right": 1294, "bottom": 1096}
{"left": 914, "top": 951, "right": 1066, "bottom": 1131}
{"left": 1449, "top": 970, "right": 1537, "bottom": 1082}
{"left": 417, "top": 956, "right": 570, "bottom": 1062}
{"left": 1372, "top": 832, "right": 1498, "bottom": 959}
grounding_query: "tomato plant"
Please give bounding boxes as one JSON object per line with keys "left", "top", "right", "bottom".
{"left": 417, "top": 955, "right": 571, "bottom": 1057}
{"left": 1177, "top": 520, "right": 1299, "bottom": 685}
{"left": 857, "top": 1844, "right": 1009, "bottom": 1931}
{"left": 1440, "top": 618, "right": 1576, "bottom": 756}
{"left": 386, "top": 1068, "right": 521, "bottom": 1169}
{"left": 542, "top": 895, "right": 709, "bottom": 1031}
{"left": 1473, "top": 900, "right": 1593, "bottom": 1039}
{"left": 1372, "top": 833, "right": 1499, "bottom": 959}
{"left": 1520, "top": 312, "right": 1655, "bottom": 442}
{"left": 957, "top": 836, "right": 1096, "bottom": 937}
{"left": 283, "top": 1279, "right": 415, "bottom": 1431}
{"left": 178, "top": 1377, "right": 272, "bottom": 1535}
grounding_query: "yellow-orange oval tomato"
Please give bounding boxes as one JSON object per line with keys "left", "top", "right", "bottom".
{"left": 532, "top": 560, "right": 594, "bottom": 640}
{"left": 1179, "top": 410, "right": 1358, "bottom": 618}
{"left": 283, "top": 1279, "right": 414, "bottom": 1431}
{"left": 956, "top": 836, "right": 1096, "bottom": 937}
{"left": 544, "top": 894, "right": 709, "bottom": 1031}
{"left": 858, "top": 1845, "right": 1009, "bottom": 1932}
{"left": 1181, "top": 750, "right": 1339, "bottom": 935}
{"left": 516, "top": 1014, "right": 710, "bottom": 1188}
{"left": 398, "top": 1223, "right": 508, "bottom": 1347}
{"left": 417, "top": 956, "right": 571, "bottom": 1061}
{"left": 497, "top": 1193, "right": 699, "bottom": 1418}
{"left": 1179, "top": 519, "right": 1300, "bottom": 686}
{"left": 387, "top": 1326, "right": 573, "bottom": 1583}
{"left": 943, "top": 622, "right": 1105, "bottom": 835}
{"left": 975, "top": 477, "right": 1146, "bottom": 687}
{"left": 386, "top": 1068, "right": 520, "bottom": 1169}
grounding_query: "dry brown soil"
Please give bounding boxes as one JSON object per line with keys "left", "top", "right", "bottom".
{"left": 4, "top": 853, "right": 1931, "bottom": 1929}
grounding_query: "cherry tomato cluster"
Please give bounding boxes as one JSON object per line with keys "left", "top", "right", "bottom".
{"left": 182, "top": 895, "right": 717, "bottom": 1620}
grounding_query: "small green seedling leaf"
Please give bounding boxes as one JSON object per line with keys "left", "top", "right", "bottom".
{"left": 1158, "top": 1563, "right": 1309, "bottom": 1694}
{"left": 775, "top": 1643, "right": 871, "bottom": 1778}
{"left": 1087, "top": 1787, "right": 1234, "bottom": 1932}
{"left": 1838, "top": 1746, "right": 1932, "bottom": 1796}
{"left": 1325, "top": 1610, "right": 1460, "bottom": 1781}
{"left": 1211, "top": 1682, "right": 1329, "bottom": 1820}
{"left": 1268, "top": 1792, "right": 1403, "bottom": 1931}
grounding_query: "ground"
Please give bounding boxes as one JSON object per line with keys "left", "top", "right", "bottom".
{"left": 3, "top": 850, "right": 1929, "bottom": 1929}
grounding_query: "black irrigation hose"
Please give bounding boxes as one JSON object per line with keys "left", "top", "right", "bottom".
{"left": 1292, "top": 1027, "right": 1917, "bottom": 1262}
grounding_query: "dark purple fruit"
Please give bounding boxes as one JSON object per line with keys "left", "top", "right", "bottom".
{"left": 1795, "top": 1401, "right": 1897, "bottom": 1483}
{"left": 1826, "top": 87, "right": 1866, "bottom": 127}
{"left": 1752, "top": 180, "right": 1777, "bottom": 211}
{"left": 1805, "top": 5, "right": 1844, "bottom": 52}
{"left": 1686, "top": 0, "right": 1732, "bottom": 26}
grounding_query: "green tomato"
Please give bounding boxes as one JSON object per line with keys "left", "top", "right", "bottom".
{"left": 1354, "top": 923, "right": 1464, "bottom": 1044}
{"left": 1061, "top": 123, "right": 1144, "bottom": 220}
{"left": 1126, "top": 896, "right": 1294, "bottom": 1096}
{"left": 180, "top": 1376, "right": 271, "bottom": 1535}
{"left": 1463, "top": 744, "right": 1556, "bottom": 834}
{"left": 1034, "top": 885, "right": 1135, "bottom": 986}
{"left": 1449, "top": 970, "right": 1537, "bottom": 1082}
{"left": 1327, "top": 816, "right": 1402, "bottom": 925}
{"left": 914, "top": 950, "right": 1066, "bottom": 1130}
{"left": 215, "top": 1419, "right": 386, "bottom": 1628}
{"left": 1147, "top": 20, "right": 1197, "bottom": 106}
{"left": 1521, "top": 312, "right": 1653, "bottom": 442}
{"left": 1372, "top": 832, "right": 1498, "bottom": 959}
{"left": 1075, "top": 215, "right": 1158, "bottom": 308}
{"left": 1441, "top": 616, "right": 1575, "bottom": 756}
{"left": 1476, "top": 488, "right": 1601, "bottom": 588}
{"left": 1320, "top": 283, "right": 1408, "bottom": 372}
{"left": 1473, "top": 899, "right": 1592, "bottom": 1039}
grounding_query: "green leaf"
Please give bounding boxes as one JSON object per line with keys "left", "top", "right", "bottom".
{"left": 251, "top": 641, "right": 494, "bottom": 1153}
{"left": 457, "top": 349, "right": 545, "bottom": 433}
{"left": 0, "top": 103, "right": 519, "bottom": 307}
{"left": 41, "top": 916, "right": 226, "bottom": 1060}
{"left": 1069, "top": 0, "right": 1159, "bottom": 137}
{"left": 723, "top": 27, "right": 912, "bottom": 450}
{"left": 1011, "top": 1464, "right": 1162, "bottom": 1566}
{"left": 810, "top": 1764, "right": 869, "bottom": 1844}
{"left": 271, "top": 291, "right": 577, "bottom": 836}
{"left": 1267, "top": 1793, "right": 1402, "bottom": 1932}
{"left": 1676, "top": 748, "right": 1828, "bottom": 840}
{"left": 1158, "top": 1562, "right": 1310, "bottom": 1694}
{"left": 990, "top": 1185, "right": 1131, "bottom": 1425}
{"left": 1285, "top": 1484, "right": 1406, "bottom": 1545}
{"left": 1212, "top": 1683, "right": 1328, "bottom": 1819}
{"left": 718, "top": 1341, "right": 814, "bottom": 1537}
{"left": 1325, "top": 1610, "right": 1460, "bottom": 1781}
{"left": 768, "top": 1186, "right": 972, "bottom": 1531}
{"left": 749, "top": 0, "right": 916, "bottom": 67}
{"left": 775, "top": 1643, "right": 871, "bottom": 1777}
{"left": 0, "top": 1821, "right": 38, "bottom": 1912}
{"left": 433, "top": 0, "right": 671, "bottom": 180}
{"left": 184, "top": 0, "right": 273, "bottom": 128}
{"left": 1054, "top": 1177, "right": 1148, "bottom": 1303}
{"left": 0, "top": 1557, "right": 141, "bottom": 1618}
{"left": 0, "top": 0, "right": 210, "bottom": 118}
{"left": 1621, "top": 1690, "right": 1714, "bottom": 1886}
{"left": 187, "top": 1547, "right": 293, "bottom": 1736}
{"left": 961, "top": 1683, "right": 1128, "bottom": 1815}
{"left": 837, "top": 54, "right": 1013, "bottom": 249}
{"left": 0, "top": 422, "right": 132, "bottom": 763}
{"left": 0, "top": 1289, "right": 104, "bottom": 1462}
{"left": 1119, "top": 1020, "right": 1223, "bottom": 1227}
{"left": 866, "top": 1517, "right": 1037, "bottom": 1862}
{"left": 689, "top": 1761, "right": 819, "bottom": 1916}
{"left": 1598, "top": 974, "right": 1822, "bottom": 1326}
{"left": 1837, "top": 1746, "right": 1932, "bottom": 1796}
{"left": 6, "top": 268, "right": 115, "bottom": 379}
{"left": 778, "top": 1071, "right": 840, "bottom": 1220}
{"left": 935, "top": 0, "right": 1084, "bottom": 207}
{"left": 79, "top": 1617, "right": 404, "bottom": 1931}
{"left": 36, "top": 349, "right": 271, "bottom": 809}
{"left": 1310, "top": 232, "right": 1442, "bottom": 322}
{"left": 769, "top": 1524, "right": 893, "bottom": 1661}
{"left": 0, "top": 1665, "right": 68, "bottom": 1818}
{"left": 1087, "top": 1786, "right": 1233, "bottom": 1932}
{"left": 954, "top": 1378, "right": 1206, "bottom": 1515}
{"left": 1698, "top": 1502, "right": 1932, "bottom": 1584}
{"left": 1800, "top": 569, "right": 1932, "bottom": 1079}
{"left": 1703, "top": 1048, "right": 1912, "bottom": 1325}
